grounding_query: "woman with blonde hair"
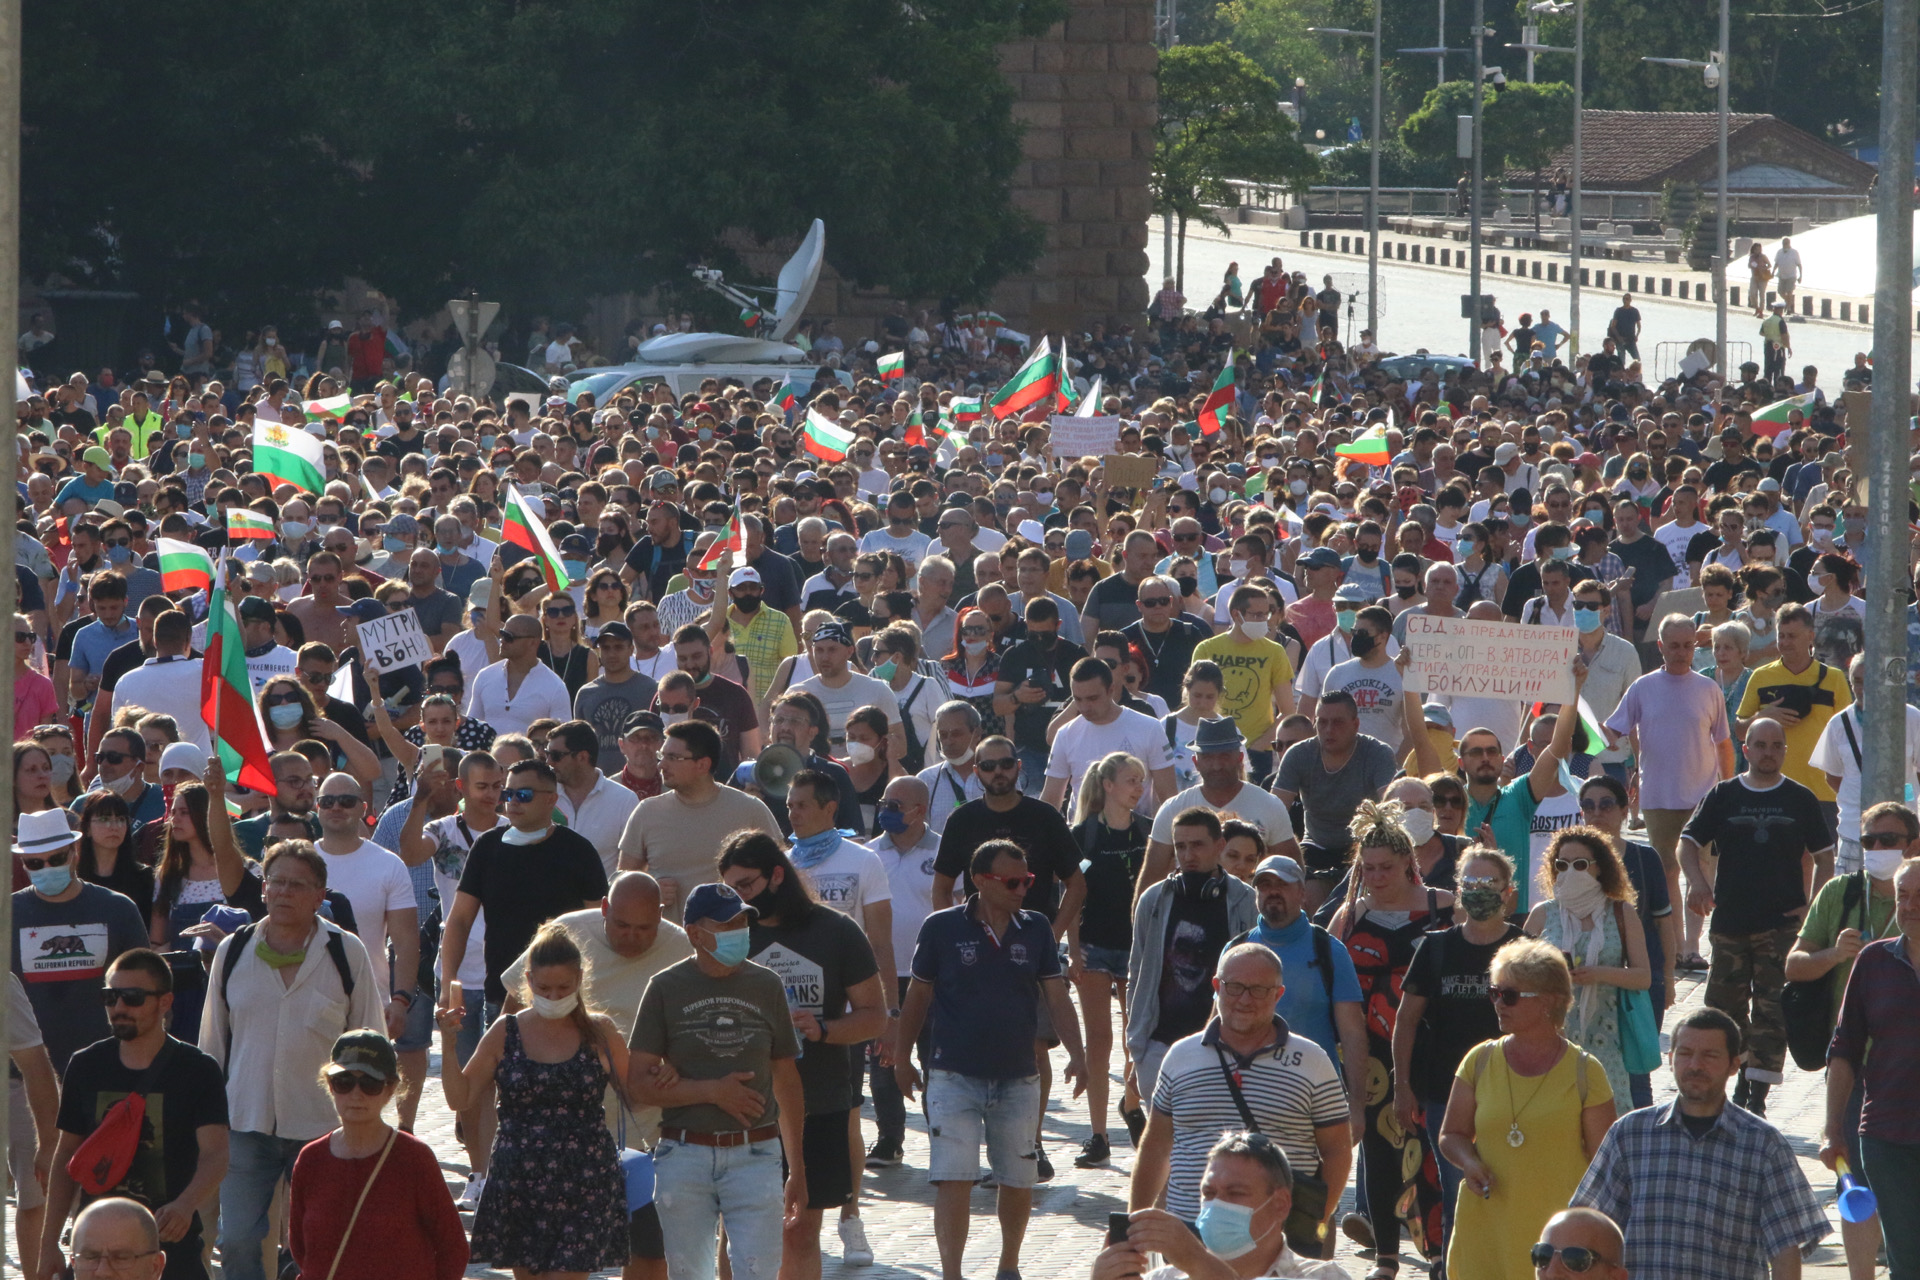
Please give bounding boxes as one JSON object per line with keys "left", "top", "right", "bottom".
{"left": 1437, "top": 939, "right": 1616, "bottom": 1280}
{"left": 1068, "top": 752, "right": 1149, "bottom": 1167}
{"left": 1524, "top": 825, "right": 1650, "bottom": 1104}
{"left": 1327, "top": 800, "right": 1454, "bottom": 1278}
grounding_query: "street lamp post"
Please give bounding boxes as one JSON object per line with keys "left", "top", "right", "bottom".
{"left": 1308, "top": 21, "right": 1382, "bottom": 340}
{"left": 1644, "top": 0, "right": 1729, "bottom": 375}
{"left": 1470, "top": 0, "right": 1484, "bottom": 361}
{"left": 1510, "top": 0, "right": 1583, "bottom": 353}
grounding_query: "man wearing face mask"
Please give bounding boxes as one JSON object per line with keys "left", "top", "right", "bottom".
{"left": 1807, "top": 653, "right": 1920, "bottom": 876}
{"left": 73, "top": 728, "right": 165, "bottom": 827}
{"left": 1293, "top": 584, "right": 1395, "bottom": 722}
{"left": 1338, "top": 521, "right": 1391, "bottom": 600}
{"left": 703, "top": 564, "right": 796, "bottom": 707}
{"left": 1208, "top": 536, "right": 1285, "bottom": 630}
{"left": 916, "top": 700, "right": 986, "bottom": 836}
{"left": 1195, "top": 588, "right": 1297, "bottom": 781}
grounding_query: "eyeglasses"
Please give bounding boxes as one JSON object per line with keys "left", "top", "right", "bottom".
{"left": 977, "top": 871, "right": 1034, "bottom": 892}
{"left": 543, "top": 747, "right": 578, "bottom": 762}
{"left": 429, "top": 682, "right": 462, "bottom": 696}
{"left": 1861, "top": 831, "right": 1910, "bottom": 849}
{"left": 657, "top": 751, "right": 695, "bottom": 764}
{"left": 1139, "top": 596, "right": 1172, "bottom": 607}
{"left": 502, "top": 786, "right": 555, "bottom": 803}
{"left": 1530, "top": 1244, "right": 1613, "bottom": 1273}
{"left": 316, "top": 794, "right": 362, "bottom": 810}
{"left": 20, "top": 850, "right": 73, "bottom": 871}
{"left": 1217, "top": 980, "right": 1278, "bottom": 1001}
{"left": 71, "top": 1247, "right": 161, "bottom": 1269}
{"left": 1578, "top": 796, "right": 1619, "bottom": 813}
{"left": 1490, "top": 987, "right": 1544, "bottom": 1007}
{"left": 976, "top": 757, "right": 1020, "bottom": 773}
{"left": 95, "top": 750, "right": 139, "bottom": 765}
{"left": 1458, "top": 875, "right": 1506, "bottom": 891}
{"left": 326, "top": 1072, "right": 388, "bottom": 1097}
{"left": 959, "top": 626, "right": 990, "bottom": 639}
{"left": 298, "top": 669, "right": 332, "bottom": 686}
{"left": 1553, "top": 857, "right": 1594, "bottom": 874}
{"left": 263, "top": 876, "right": 321, "bottom": 893}
{"left": 100, "top": 987, "right": 156, "bottom": 1007}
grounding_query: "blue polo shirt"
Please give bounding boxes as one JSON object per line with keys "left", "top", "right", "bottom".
{"left": 70, "top": 616, "right": 136, "bottom": 683}
{"left": 1234, "top": 913, "right": 1362, "bottom": 1062}
{"left": 911, "top": 897, "right": 1062, "bottom": 1079}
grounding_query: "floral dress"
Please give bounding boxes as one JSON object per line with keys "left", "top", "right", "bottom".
{"left": 468, "top": 1016, "right": 627, "bottom": 1273}
{"left": 1539, "top": 903, "right": 1631, "bottom": 1103}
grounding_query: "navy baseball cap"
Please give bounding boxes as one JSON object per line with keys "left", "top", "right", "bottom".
{"left": 682, "top": 883, "right": 757, "bottom": 928}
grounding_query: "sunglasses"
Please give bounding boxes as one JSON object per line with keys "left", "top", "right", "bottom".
{"left": 977, "top": 871, "right": 1035, "bottom": 892}
{"left": 19, "top": 850, "right": 72, "bottom": 872}
{"left": 13, "top": 632, "right": 31, "bottom": 644}
{"left": 1553, "top": 857, "right": 1594, "bottom": 874}
{"left": 1861, "top": 831, "right": 1909, "bottom": 849}
{"left": 262, "top": 693, "right": 303, "bottom": 708}
{"left": 1490, "top": 987, "right": 1544, "bottom": 1007}
{"left": 1578, "top": 797, "right": 1619, "bottom": 812}
{"left": 544, "top": 605, "right": 576, "bottom": 617}
{"left": 326, "top": 1072, "right": 388, "bottom": 1096}
{"left": 498, "top": 629, "right": 534, "bottom": 643}
{"left": 95, "top": 750, "right": 139, "bottom": 766}
{"left": 976, "top": 758, "right": 1020, "bottom": 773}
{"left": 100, "top": 987, "right": 157, "bottom": 1007}
{"left": 1530, "top": 1244, "right": 1612, "bottom": 1273}
{"left": 1431, "top": 794, "right": 1465, "bottom": 809}
{"left": 316, "top": 794, "right": 362, "bottom": 810}
{"left": 1139, "top": 596, "right": 1172, "bottom": 607}
{"left": 1458, "top": 875, "right": 1506, "bottom": 891}
{"left": 503, "top": 787, "right": 554, "bottom": 803}
{"left": 429, "top": 682, "right": 462, "bottom": 696}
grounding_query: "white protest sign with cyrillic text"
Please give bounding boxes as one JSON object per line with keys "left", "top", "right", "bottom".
{"left": 356, "top": 609, "right": 433, "bottom": 674}
{"left": 1402, "top": 614, "right": 1577, "bottom": 704}
{"left": 1049, "top": 415, "right": 1120, "bottom": 462}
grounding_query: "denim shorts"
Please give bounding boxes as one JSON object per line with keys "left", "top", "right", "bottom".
{"left": 1082, "top": 944, "right": 1131, "bottom": 979}
{"left": 925, "top": 1069, "right": 1042, "bottom": 1188}
{"left": 396, "top": 988, "right": 487, "bottom": 1062}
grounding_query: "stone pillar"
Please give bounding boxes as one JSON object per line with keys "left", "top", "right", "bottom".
{"left": 991, "top": 0, "right": 1157, "bottom": 333}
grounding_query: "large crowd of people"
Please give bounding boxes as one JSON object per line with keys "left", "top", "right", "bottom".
{"left": 6, "top": 261, "right": 1918, "bottom": 1280}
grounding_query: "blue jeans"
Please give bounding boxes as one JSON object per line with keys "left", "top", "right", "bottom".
{"left": 1426, "top": 1099, "right": 1463, "bottom": 1262}
{"left": 1017, "top": 746, "right": 1049, "bottom": 796}
{"left": 652, "top": 1134, "right": 786, "bottom": 1280}
{"left": 219, "top": 1130, "right": 307, "bottom": 1280}
{"left": 1864, "top": 1135, "right": 1920, "bottom": 1280}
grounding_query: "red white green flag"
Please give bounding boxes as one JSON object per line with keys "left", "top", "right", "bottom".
{"left": 948, "top": 397, "right": 984, "bottom": 427}
{"left": 1334, "top": 423, "right": 1391, "bottom": 465}
{"left": 987, "top": 339, "right": 1061, "bottom": 421}
{"left": 502, "top": 483, "right": 572, "bottom": 592}
{"left": 1750, "top": 392, "right": 1816, "bottom": 438}
{"left": 802, "top": 407, "right": 857, "bottom": 462}
{"left": 202, "top": 554, "right": 279, "bottom": 795}
{"left": 252, "top": 419, "right": 327, "bottom": 493}
{"left": 301, "top": 393, "right": 353, "bottom": 420}
{"left": 156, "top": 538, "right": 214, "bottom": 593}
{"left": 698, "top": 508, "right": 748, "bottom": 570}
{"left": 225, "top": 508, "right": 275, "bottom": 541}
{"left": 877, "top": 351, "right": 905, "bottom": 381}
{"left": 1196, "top": 358, "right": 1237, "bottom": 437}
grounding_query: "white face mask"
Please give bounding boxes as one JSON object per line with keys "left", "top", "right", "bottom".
{"left": 502, "top": 824, "right": 551, "bottom": 846}
{"left": 1864, "top": 847, "right": 1906, "bottom": 880}
{"left": 942, "top": 744, "right": 975, "bottom": 766}
{"left": 530, "top": 991, "right": 580, "bottom": 1019}
{"left": 1401, "top": 808, "right": 1436, "bottom": 845}
{"left": 1228, "top": 558, "right": 1249, "bottom": 579}
{"left": 843, "top": 739, "right": 876, "bottom": 765}
{"left": 1554, "top": 868, "right": 1608, "bottom": 918}
{"left": 661, "top": 712, "right": 689, "bottom": 727}
{"left": 1239, "top": 618, "right": 1270, "bottom": 641}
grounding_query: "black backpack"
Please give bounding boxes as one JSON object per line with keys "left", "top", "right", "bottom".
{"left": 217, "top": 921, "right": 357, "bottom": 1075}
{"left": 1781, "top": 871, "right": 1867, "bottom": 1072}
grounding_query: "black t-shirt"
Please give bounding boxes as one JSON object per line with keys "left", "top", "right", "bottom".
{"left": 1702, "top": 457, "right": 1762, "bottom": 494}
{"left": 747, "top": 548, "right": 800, "bottom": 613}
{"left": 1610, "top": 306, "right": 1642, "bottom": 341}
{"left": 1152, "top": 880, "right": 1231, "bottom": 1044}
{"left": 456, "top": 825, "right": 610, "bottom": 1000}
{"left": 57, "top": 1036, "right": 228, "bottom": 1223}
{"left": 1686, "top": 529, "right": 1725, "bottom": 569}
{"left": 626, "top": 534, "right": 691, "bottom": 600}
{"left": 1072, "top": 813, "right": 1150, "bottom": 949}
{"left": 1680, "top": 775, "right": 1831, "bottom": 934}
{"left": 1083, "top": 573, "right": 1148, "bottom": 633}
{"left": 54, "top": 613, "right": 87, "bottom": 666}
{"left": 1123, "top": 617, "right": 1212, "bottom": 704}
{"left": 995, "top": 638, "right": 1086, "bottom": 750}
{"left": 1609, "top": 533, "right": 1678, "bottom": 605}
{"left": 98, "top": 638, "right": 152, "bottom": 694}
{"left": 934, "top": 797, "right": 1081, "bottom": 921}
{"left": 1402, "top": 923, "right": 1527, "bottom": 1101}
{"left": 375, "top": 428, "right": 427, "bottom": 459}
{"left": 747, "top": 906, "right": 878, "bottom": 1114}
{"left": 670, "top": 674, "right": 758, "bottom": 766}
{"left": 17, "top": 565, "right": 44, "bottom": 615}
{"left": 1784, "top": 545, "right": 1821, "bottom": 603}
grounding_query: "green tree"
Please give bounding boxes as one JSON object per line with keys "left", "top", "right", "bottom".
{"left": 1154, "top": 43, "right": 1319, "bottom": 292}
{"left": 1399, "top": 79, "right": 1573, "bottom": 189}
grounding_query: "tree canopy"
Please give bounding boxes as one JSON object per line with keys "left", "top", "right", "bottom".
{"left": 1399, "top": 80, "right": 1574, "bottom": 177}
{"left": 1154, "top": 42, "right": 1319, "bottom": 229}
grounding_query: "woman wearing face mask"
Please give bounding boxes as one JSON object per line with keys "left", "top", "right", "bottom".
{"left": 440, "top": 921, "right": 630, "bottom": 1278}
{"left": 1704, "top": 506, "right": 1749, "bottom": 572}
{"left": 1163, "top": 661, "right": 1224, "bottom": 791}
{"left": 1392, "top": 848, "right": 1527, "bottom": 1265}
{"left": 1806, "top": 550, "right": 1865, "bottom": 622}
{"left": 1704, "top": 621, "right": 1753, "bottom": 772}
{"left": 73, "top": 791, "right": 154, "bottom": 921}
{"left": 1733, "top": 564, "right": 1785, "bottom": 666}
{"left": 1386, "top": 555, "right": 1426, "bottom": 618}
{"left": 1168, "top": 557, "right": 1207, "bottom": 620}
{"left": 258, "top": 674, "right": 381, "bottom": 789}
{"left": 941, "top": 605, "right": 1003, "bottom": 737}
{"left": 1611, "top": 451, "right": 1660, "bottom": 508}
{"left": 869, "top": 626, "right": 941, "bottom": 774}
{"left": 1437, "top": 940, "right": 1616, "bottom": 1280}
{"left": 1452, "top": 522, "right": 1505, "bottom": 611}
{"left": 839, "top": 706, "right": 897, "bottom": 835}
{"left": 1522, "top": 827, "right": 1650, "bottom": 1105}
{"left": 27, "top": 727, "right": 83, "bottom": 810}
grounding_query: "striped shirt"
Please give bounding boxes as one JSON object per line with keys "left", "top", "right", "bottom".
{"left": 1150, "top": 1017, "right": 1347, "bottom": 1221}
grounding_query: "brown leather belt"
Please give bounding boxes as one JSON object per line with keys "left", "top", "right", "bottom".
{"left": 660, "top": 1124, "right": 779, "bottom": 1148}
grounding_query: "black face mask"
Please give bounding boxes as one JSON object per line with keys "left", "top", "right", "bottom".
{"left": 733, "top": 594, "right": 763, "bottom": 614}
{"left": 597, "top": 536, "right": 625, "bottom": 557}
{"left": 1356, "top": 547, "right": 1379, "bottom": 563}
{"left": 1031, "top": 631, "right": 1058, "bottom": 650}
{"left": 1349, "top": 630, "right": 1378, "bottom": 657}
{"left": 1175, "top": 576, "right": 1198, "bottom": 598}
{"left": 1396, "top": 584, "right": 1418, "bottom": 600}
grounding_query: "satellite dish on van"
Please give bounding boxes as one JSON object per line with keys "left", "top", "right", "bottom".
{"left": 768, "top": 219, "right": 825, "bottom": 343}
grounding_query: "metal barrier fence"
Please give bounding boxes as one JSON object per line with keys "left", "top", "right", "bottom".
{"left": 1224, "top": 181, "right": 1871, "bottom": 228}
{"left": 1653, "top": 340, "right": 1756, "bottom": 382}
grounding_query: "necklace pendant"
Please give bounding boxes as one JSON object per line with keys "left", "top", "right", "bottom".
{"left": 1506, "top": 1124, "right": 1525, "bottom": 1148}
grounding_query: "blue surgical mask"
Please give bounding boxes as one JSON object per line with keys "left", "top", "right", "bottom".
{"left": 1335, "top": 609, "right": 1358, "bottom": 631}
{"left": 106, "top": 545, "right": 132, "bottom": 565}
{"left": 188, "top": 452, "right": 205, "bottom": 469}
{"left": 1573, "top": 604, "right": 1603, "bottom": 633}
{"left": 436, "top": 542, "right": 461, "bottom": 558}
{"left": 876, "top": 806, "right": 909, "bottom": 834}
{"left": 27, "top": 862, "right": 73, "bottom": 896}
{"left": 1196, "top": 1198, "right": 1268, "bottom": 1260}
{"left": 708, "top": 926, "right": 752, "bottom": 967}
{"left": 480, "top": 434, "right": 497, "bottom": 450}
{"left": 175, "top": 422, "right": 193, "bottom": 438}
{"left": 1552, "top": 545, "right": 1575, "bottom": 560}
{"left": 562, "top": 559, "right": 588, "bottom": 579}
{"left": 870, "top": 659, "right": 898, "bottom": 682}
{"left": 268, "top": 703, "right": 304, "bottom": 729}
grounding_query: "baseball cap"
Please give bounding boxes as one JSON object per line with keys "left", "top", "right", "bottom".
{"left": 335, "top": 597, "right": 387, "bottom": 623}
{"left": 683, "top": 882, "right": 758, "bottom": 928}
{"left": 82, "top": 446, "right": 111, "bottom": 469}
{"left": 1064, "top": 529, "right": 1094, "bottom": 560}
{"left": 595, "top": 621, "right": 634, "bottom": 644}
{"left": 1493, "top": 442, "right": 1519, "bottom": 465}
{"left": 1757, "top": 477, "right": 1781, "bottom": 493}
{"left": 237, "top": 595, "right": 277, "bottom": 623}
{"left": 622, "top": 709, "right": 665, "bottom": 738}
{"left": 1333, "top": 583, "right": 1375, "bottom": 604}
{"left": 1297, "top": 546, "right": 1343, "bottom": 571}
{"left": 327, "top": 1029, "right": 399, "bottom": 1082}
{"left": 1253, "top": 854, "right": 1305, "bottom": 885}
{"left": 728, "top": 566, "right": 762, "bottom": 588}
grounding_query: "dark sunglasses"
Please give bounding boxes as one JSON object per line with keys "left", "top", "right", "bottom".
{"left": 1490, "top": 987, "right": 1544, "bottom": 1007}
{"left": 95, "top": 750, "right": 139, "bottom": 765}
{"left": 975, "top": 758, "right": 1020, "bottom": 773}
{"left": 100, "top": 987, "right": 157, "bottom": 1007}
{"left": 503, "top": 786, "right": 553, "bottom": 803}
{"left": 544, "top": 605, "right": 576, "bottom": 617}
{"left": 262, "top": 693, "right": 303, "bottom": 707}
{"left": 1530, "top": 1244, "right": 1612, "bottom": 1273}
{"left": 316, "top": 794, "right": 362, "bottom": 810}
{"left": 1139, "top": 596, "right": 1172, "bottom": 607}
{"left": 429, "top": 682, "right": 463, "bottom": 695}
{"left": 1861, "top": 831, "right": 1909, "bottom": 849}
{"left": 498, "top": 629, "right": 534, "bottom": 643}
{"left": 326, "top": 1072, "right": 388, "bottom": 1096}
{"left": 1431, "top": 795, "right": 1465, "bottom": 809}
{"left": 20, "top": 850, "right": 72, "bottom": 872}
{"left": 13, "top": 632, "right": 32, "bottom": 644}
{"left": 1579, "top": 797, "right": 1619, "bottom": 812}
{"left": 298, "top": 669, "right": 332, "bottom": 685}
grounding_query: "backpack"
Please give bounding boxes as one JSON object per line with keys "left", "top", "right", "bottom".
{"left": 1782, "top": 871, "right": 1868, "bottom": 1072}
{"left": 218, "top": 921, "right": 357, "bottom": 1075}
{"left": 67, "top": 1038, "right": 177, "bottom": 1195}
{"left": 897, "top": 676, "right": 930, "bottom": 773}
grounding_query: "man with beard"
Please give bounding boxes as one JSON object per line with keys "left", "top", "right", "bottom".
{"left": 38, "top": 949, "right": 229, "bottom": 1280}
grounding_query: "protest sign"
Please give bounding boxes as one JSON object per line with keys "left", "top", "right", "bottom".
{"left": 1402, "top": 614, "right": 1577, "bottom": 704}
{"left": 1049, "top": 414, "right": 1120, "bottom": 461}
{"left": 356, "top": 609, "right": 433, "bottom": 674}
{"left": 1102, "top": 453, "right": 1160, "bottom": 490}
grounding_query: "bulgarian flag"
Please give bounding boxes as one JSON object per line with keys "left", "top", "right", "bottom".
{"left": 1073, "top": 376, "right": 1104, "bottom": 417}
{"left": 1750, "top": 392, "right": 1817, "bottom": 439}
{"left": 502, "top": 482, "right": 572, "bottom": 592}
{"left": 156, "top": 538, "right": 214, "bottom": 593}
{"left": 1531, "top": 695, "right": 1610, "bottom": 756}
{"left": 225, "top": 508, "right": 274, "bottom": 541}
{"left": 1334, "top": 423, "right": 1391, "bottom": 466}
{"left": 877, "top": 351, "right": 906, "bottom": 381}
{"left": 947, "top": 397, "right": 984, "bottom": 429}
{"left": 252, "top": 418, "right": 327, "bottom": 493}
{"left": 802, "top": 406, "right": 857, "bottom": 463}
{"left": 1196, "top": 358, "right": 1237, "bottom": 437}
{"left": 698, "top": 507, "right": 748, "bottom": 571}
{"left": 987, "top": 339, "right": 1061, "bottom": 421}
{"left": 202, "top": 554, "right": 279, "bottom": 796}
{"left": 903, "top": 413, "right": 928, "bottom": 449}
{"left": 776, "top": 373, "right": 811, "bottom": 412}
{"left": 301, "top": 393, "right": 353, "bottom": 419}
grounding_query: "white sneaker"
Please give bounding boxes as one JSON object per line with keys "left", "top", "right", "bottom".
{"left": 456, "top": 1173, "right": 486, "bottom": 1211}
{"left": 839, "top": 1216, "right": 875, "bottom": 1266}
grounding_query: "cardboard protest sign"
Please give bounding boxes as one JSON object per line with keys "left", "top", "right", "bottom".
{"left": 1102, "top": 453, "right": 1160, "bottom": 490}
{"left": 1402, "top": 614, "right": 1577, "bottom": 704}
{"left": 1049, "top": 415, "right": 1120, "bottom": 461}
{"left": 356, "top": 610, "right": 433, "bottom": 675}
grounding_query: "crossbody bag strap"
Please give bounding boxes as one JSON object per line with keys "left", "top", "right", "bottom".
{"left": 1214, "top": 1027, "right": 1286, "bottom": 1134}
{"left": 325, "top": 1126, "right": 398, "bottom": 1280}
{"left": 1840, "top": 707, "right": 1863, "bottom": 771}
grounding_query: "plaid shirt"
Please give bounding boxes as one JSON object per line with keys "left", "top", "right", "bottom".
{"left": 727, "top": 606, "right": 796, "bottom": 704}
{"left": 1573, "top": 1099, "right": 1827, "bottom": 1279}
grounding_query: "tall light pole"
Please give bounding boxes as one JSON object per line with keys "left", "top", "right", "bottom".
{"left": 1308, "top": 18, "right": 1383, "bottom": 340}
{"left": 1864, "top": 0, "right": 1918, "bottom": 804}
{"left": 1645, "top": 0, "right": 1729, "bottom": 375}
{"left": 1510, "top": 0, "right": 1583, "bottom": 353}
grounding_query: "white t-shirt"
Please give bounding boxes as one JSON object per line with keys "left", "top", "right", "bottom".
{"left": 1046, "top": 705, "right": 1177, "bottom": 805}
{"left": 916, "top": 760, "right": 985, "bottom": 835}
{"left": 316, "top": 840, "right": 417, "bottom": 991}
{"left": 468, "top": 659, "right": 574, "bottom": 736}
{"left": 246, "top": 644, "right": 299, "bottom": 694}
{"left": 1148, "top": 781, "right": 1295, "bottom": 847}
{"left": 445, "top": 630, "right": 490, "bottom": 712}
{"left": 858, "top": 526, "right": 933, "bottom": 569}
{"left": 794, "top": 837, "right": 893, "bottom": 921}
{"left": 1654, "top": 518, "right": 1706, "bottom": 573}
{"left": 1321, "top": 657, "right": 1405, "bottom": 752}
{"left": 792, "top": 670, "right": 902, "bottom": 750}
{"left": 1808, "top": 703, "right": 1920, "bottom": 846}
{"left": 424, "top": 810, "right": 501, "bottom": 989}
{"left": 865, "top": 831, "right": 944, "bottom": 977}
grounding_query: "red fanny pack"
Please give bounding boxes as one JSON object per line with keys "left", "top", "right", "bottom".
{"left": 67, "top": 1040, "right": 174, "bottom": 1196}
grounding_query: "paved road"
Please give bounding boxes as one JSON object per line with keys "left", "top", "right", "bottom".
{"left": 1153, "top": 222, "right": 1909, "bottom": 385}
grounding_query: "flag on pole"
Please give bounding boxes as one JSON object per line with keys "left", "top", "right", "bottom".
{"left": 1750, "top": 392, "right": 1817, "bottom": 438}
{"left": 1196, "top": 359, "right": 1237, "bottom": 437}
{"left": 252, "top": 419, "right": 327, "bottom": 493}
{"left": 776, "top": 372, "right": 811, "bottom": 413}
{"left": 301, "top": 393, "right": 354, "bottom": 419}
{"left": 1074, "top": 377, "right": 1105, "bottom": 417}
{"left": 156, "top": 539, "right": 215, "bottom": 593}
{"left": 202, "top": 554, "right": 279, "bottom": 796}
{"left": 698, "top": 508, "right": 748, "bottom": 571}
{"left": 801, "top": 407, "right": 857, "bottom": 463}
{"left": 986, "top": 339, "right": 1062, "bottom": 420}
{"left": 877, "top": 351, "right": 906, "bottom": 381}
{"left": 1530, "top": 695, "right": 1610, "bottom": 756}
{"left": 1334, "top": 423, "right": 1391, "bottom": 465}
{"left": 501, "top": 483, "right": 572, "bottom": 592}
{"left": 948, "top": 397, "right": 984, "bottom": 428}
{"left": 224, "top": 509, "right": 275, "bottom": 541}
